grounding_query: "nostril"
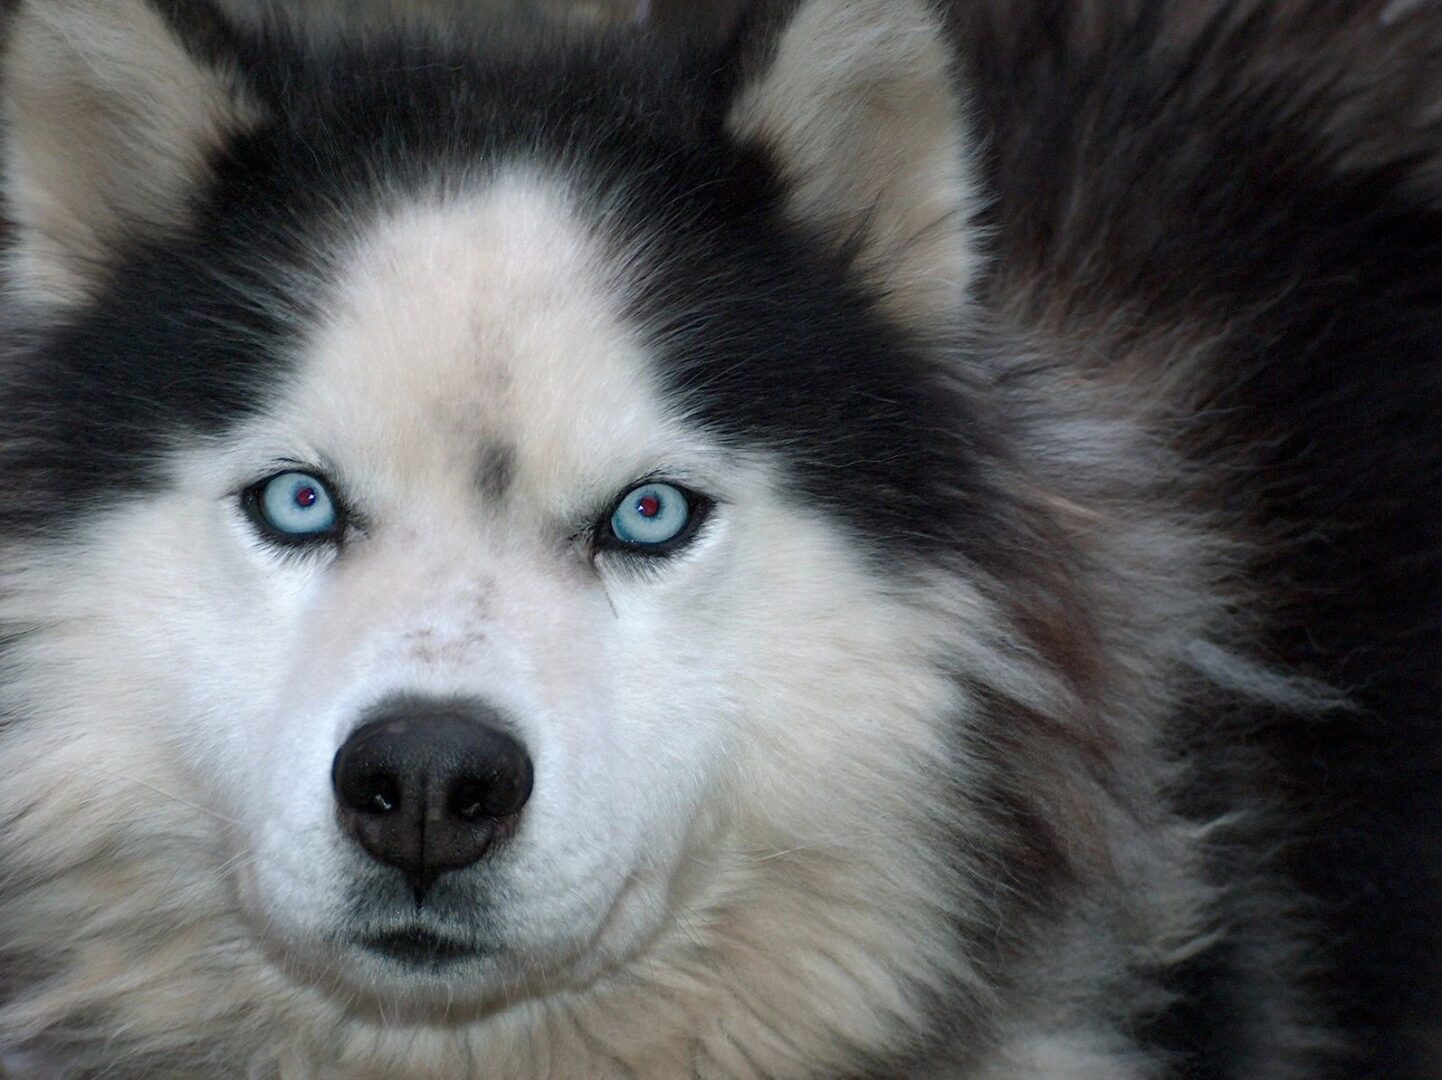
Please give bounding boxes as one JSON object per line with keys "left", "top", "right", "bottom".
{"left": 443, "top": 755, "right": 531, "bottom": 822}
{"left": 448, "top": 781, "right": 488, "bottom": 823}
{"left": 350, "top": 772, "right": 400, "bottom": 816}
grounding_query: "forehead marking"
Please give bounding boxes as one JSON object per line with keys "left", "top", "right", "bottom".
{"left": 286, "top": 172, "right": 688, "bottom": 533}
{"left": 475, "top": 441, "right": 517, "bottom": 503}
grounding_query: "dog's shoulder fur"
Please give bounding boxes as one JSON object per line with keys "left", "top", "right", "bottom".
{"left": 956, "top": 2, "right": 1442, "bottom": 1074}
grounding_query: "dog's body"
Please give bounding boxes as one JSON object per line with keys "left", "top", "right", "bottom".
{"left": 0, "top": 1, "right": 1437, "bottom": 1076}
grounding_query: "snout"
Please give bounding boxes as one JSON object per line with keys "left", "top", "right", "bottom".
{"left": 331, "top": 696, "right": 533, "bottom": 900}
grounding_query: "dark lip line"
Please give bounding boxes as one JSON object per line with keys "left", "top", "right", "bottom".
{"left": 358, "top": 927, "right": 482, "bottom": 966}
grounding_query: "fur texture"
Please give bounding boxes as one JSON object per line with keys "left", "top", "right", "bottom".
{"left": 0, "top": 1, "right": 1437, "bottom": 1077}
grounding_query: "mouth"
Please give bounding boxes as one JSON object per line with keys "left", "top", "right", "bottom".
{"left": 358, "top": 927, "right": 482, "bottom": 967}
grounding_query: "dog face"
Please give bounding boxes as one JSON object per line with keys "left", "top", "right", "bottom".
{"left": 201, "top": 179, "right": 746, "bottom": 998}
{"left": 0, "top": 0, "right": 995, "bottom": 1061}
{"left": 179, "top": 177, "right": 957, "bottom": 1003}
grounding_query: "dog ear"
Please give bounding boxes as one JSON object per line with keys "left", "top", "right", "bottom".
{"left": 727, "top": 0, "right": 981, "bottom": 326}
{"left": 1, "top": 0, "right": 262, "bottom": 305}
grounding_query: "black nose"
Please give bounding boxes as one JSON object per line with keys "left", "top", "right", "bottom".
{"left": 332, "top": 697, "right": 533, "bottom": 900}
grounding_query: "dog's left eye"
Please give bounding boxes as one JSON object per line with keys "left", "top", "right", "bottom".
{"left": 245, "top": 471, "right": 342, "bottom": 543}
{"left": 604, "top": 482, "right": 704, "bottom": 553}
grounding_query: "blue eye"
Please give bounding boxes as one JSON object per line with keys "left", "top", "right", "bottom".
{"left": 249, "top": 471, "right": 341, "bottom": 541}
{"left": 608, "top": 482, "right": 695, "bottom": 549}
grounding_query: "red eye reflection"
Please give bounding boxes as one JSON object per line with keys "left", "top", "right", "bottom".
{"left": 295, "top": 487, "right": 319, "bottom": 509}
{"left": 637, "top": 494, "right": 662, "bottom": 518}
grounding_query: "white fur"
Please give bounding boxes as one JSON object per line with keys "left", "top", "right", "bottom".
{"left": 0, "top": 0, "right": 259, "bottom": 306}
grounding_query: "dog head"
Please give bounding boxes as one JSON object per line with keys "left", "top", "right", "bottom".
{"left": 0, "top": 0, "right": 1029, "bottom": 1069}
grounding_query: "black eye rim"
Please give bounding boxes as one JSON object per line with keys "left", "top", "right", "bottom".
{"left": 240, "top": 468, "right": 349, "bottom": 548}
{"left": 594, "top": 480, "right": 713, "bottom": 559}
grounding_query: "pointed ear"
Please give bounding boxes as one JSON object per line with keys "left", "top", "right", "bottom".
{"left": 727, "top": 0, "right": 981, "bottom": 326}
{"left": 1, "top": 0, "right": 261, "bottom": 305}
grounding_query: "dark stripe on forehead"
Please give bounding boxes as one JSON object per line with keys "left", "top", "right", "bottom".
{"left": 474, "top": 442, "right": 517, "bottom": 504}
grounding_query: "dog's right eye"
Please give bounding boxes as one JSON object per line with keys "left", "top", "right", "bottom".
{"left": 244, "top": 471, "right": 343, "bottom": 544}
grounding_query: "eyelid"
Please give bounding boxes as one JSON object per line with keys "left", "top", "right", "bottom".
{"left": 234, "top": 458, "right": 328, "bottom": 498}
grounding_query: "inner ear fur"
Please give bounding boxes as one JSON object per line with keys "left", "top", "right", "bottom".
{"left": 1, "top": 0, "right": 260, "bottom": 305}
{"left": 726, "top": 0, "right": 982, "bottom": 327}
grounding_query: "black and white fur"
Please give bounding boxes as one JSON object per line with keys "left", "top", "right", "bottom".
{"left": 0, "top": 0, "right": 1437, "bottom": 1076}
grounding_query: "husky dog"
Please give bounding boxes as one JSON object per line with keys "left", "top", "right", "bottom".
{"left": 0, "top": 0, "right": 1438, "bottom": 1076}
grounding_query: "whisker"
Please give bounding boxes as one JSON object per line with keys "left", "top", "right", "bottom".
{"left": 81, "top": 767, "right": 248, "bottom": 828}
